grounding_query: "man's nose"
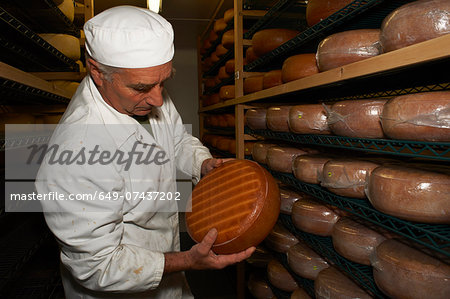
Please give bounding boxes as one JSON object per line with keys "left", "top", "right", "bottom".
{"left": 145, "top": 86, "right": 164, "bottom": 107}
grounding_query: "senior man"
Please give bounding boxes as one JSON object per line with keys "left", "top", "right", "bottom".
{"left": 35, "top": 6, "right": 254, "bottom": 299}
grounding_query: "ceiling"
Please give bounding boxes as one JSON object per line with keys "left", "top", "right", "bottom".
{"left": 93, "top": 0, "right": 234, "bottom": 49}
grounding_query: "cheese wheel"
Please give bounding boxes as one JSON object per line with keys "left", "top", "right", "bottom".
{"left": 245, "top": 108, "right": 267, "bottom": 130}
{"left": 208, "top": 30, "right": 219, "bottom": 43}
{"left": 51, "top": 80, "right": 79, "bottom": 96}
{"left": 252, "top": 29, "right": 300, "bottom": 57}
{"left": 246, "top": 246, "right": 273, "bottom": 268}
{"left": 219, "top": 85, "right": 235, "bottom": 100}
{"left": 291, "top": 288, "right": 312, "bottom": 299}
{"left": 204, "top": 78, "right": 216, "bottom": 89}
{"left": 213, "top": 18, "right": 227, "bottom": 33}
{"left": 223, "top": 8, "right": 234, "bottom": 24}
{"left": 267, "top": 259, "right": 299, "bottom": 292}
{"left": 289, "top": 104, "right": 331, "bottom": 134}
{"left": 215, "top": 43, "right": 228, "bottom": 57}
{"left": 210, "top": 52, "right": 220, "bottom": 63}
{"left": 316, "top": 29, "right": 382, "bottom": 71}
{"left": 214, "top": 76, "right": 222, "bottom": 85}
{"left": 381, "top": 91, "right": 450, "bottom": 142}
{"left": 266, "top": 106, "right": 291, "bottom": 132}
{"left": 248, "top": 273, "right": 276, "bottom": 299}
{"left": 280, "top": 188, "right": 312, "bottom": 215}
{"left": 228, "top": 139, "right": 237, "bottom": 154}
{"left": 244, "top": 76, "right": 264, "bottom": 94}
{"left": 263, "top": 70, "right": 283, "bottom": 89}
{"left": 291, "top": 198, "right": 340, "bottom": 236}
{"left": 244, "top": 141, "right": 256, "bottom": 156}
{"left": 201, "top": 57, "right": 213, "bottom": 72}
{"left": 56, "top": 0, "right": 75, "bottom": 22}
{"left": 321, "top": 159, "right": 380, "bottom": 198}
{"left": 306, "top": 0, "right": 354, "bottom": 26}
{"left": 380, "top": 0, "right": 450, "bottom": 52}
{"left": 372, "top": 239, "right": 450, "bottom": 299}
{"left": 315, "top": 267, "right": 372, "bottom": 299}
{"left": 186, "top": 160, "right": 280, "bottom": 254}
{"left": 265, "top": 222, "right": 299, "bottom": 253}
{"left": 367, "top": 165, "right": 450, "bottom": 224}
{"left": 282, "top": 54, "right": 319, "bottom": 83}
{"left": 222, "top": 29, "right": 234, "bottom": 49}
{"left": 39, "top": 34, "right": 81, "bottom": 60}
{"left": 216, "top": 137, "right": 232, "bottom": 151}
{"left": 327, "top": 100, "right": 387, "bottom": 138}
{"left": 287, "top": 242, "right": 329, "bottom": 280}
{"left": 266, "top": 146, "right": 308, "bottom": 173}
{"left": 252, "top": 142, "right": 277, "bottom": 164}
{"left": 293, "top": 154, "right": 333, "bottom": 184}
{"left": 246, "top": 47, "right": 259, "bottom": 64}
{"left": 218, "top": 66, "right": 229, "bottom": 80}
{"left": 225, "top": 59, "right": 235, "bottom": 74}
{"left": 224, "top": 113, "right": 235, "bottom": 127}
{"left": 332, "top": 217, "right": 387, "bottom": 265}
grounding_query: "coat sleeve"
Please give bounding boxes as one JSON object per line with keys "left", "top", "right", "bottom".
{"left": 163, "top": 91, "right": 212, "bottom": 184}
{"left": 35, "top": 139, "right": 165, "bottom": 293}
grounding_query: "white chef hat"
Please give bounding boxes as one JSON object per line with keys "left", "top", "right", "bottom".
{"left": 84, "top": 6, "right": 174, "bottom": 68}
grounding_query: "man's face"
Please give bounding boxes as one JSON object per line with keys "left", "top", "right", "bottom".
{"left": 98, "top": 61, "right": 173, "bottom": 116}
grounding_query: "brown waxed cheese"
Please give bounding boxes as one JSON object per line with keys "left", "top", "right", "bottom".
{"left": 244, "top": 76, "right": 264, "bottom": 94}
{"left": 316, "top": 29, "right": 381, "bottom": 71}
{"left": 266, "top": 146, "right": 308, "bottom": 173}
{"left": 223, "top": 8, "right": 234, "bottom": 23}
{"left": 216, "top": 137, "right": 232, "bottom": 151}
{"left": 287, "top": 242, "right": 329, "bottom": 280}
{"left": 204, "top": 78, "right": 216, "bottom": 88}
{"left": 280, "top": 188, "right": 312, "bottom": 215}
{"left": 248, "top": 273, "right": 276, "bottom": 299}
{"left": 244, "top": 141, "right": 256, "bottom": 156}
{"left": 263, "top": 70, "right": 283, "bottom": 89}
{"left": 245, "top": 108, "right": 267, "bottom": 130}
{"left": 224, "top": 113, "right": 235, "bottom": 127}
{"left": 372, "top": 239, "right": 450, "bottom": 299}
{"left": 315, "top": 267, "right": 372, "bottom": 299}
{"left": 282, "top": 54, "right": 319, "bottom": 83}
{"left": 225, "top": 59, "right": 237, "bottom": 74}
{"left": 265, "top": 222, "right": 299, "bottom": 253}
{"left": 246, "top": 47, "right": 259, "bottom": 63}
{"left": 321, "top": 159, "right": 380, "bottom": 198}
{"left": 381, "top": 91, "right": 450, "bottom": 142}
{"left": 252, "top": 29, "right": 300, "bottom": 57}
{"left": 380, "top": 0, "right": 450, "bottom": 52}
{"left": 186, "top": 160, "right": 280, "bottom": 254}
{"left": 267, "top": 106, "right": 291, "bottom": 132}
{"left": 293, "top": 154, "right": 333, "bottom": 184}
{"left": 289, "top": 104, "right": 331, "bottom": 134}
{"left": 218, "top": 66, "right": 229, "bottom": 80}
{"left": 211, "top": 52, "right": 220, "bottom": 64}
{"left": 213, "top": 18, "right": 227, "bottom": 32}
{"left": 367, "top": 164, "right": 450, "bottom": 224}
{"left": 228, "top": 139, "right": 236, "bottom": 154}
{"left": 327, "top": 99, "right": 387, "bottom": 138}
{"left": 252, "top": 142, "right": 277, "bottom": 164}
{"left": 219, "top": 85, "right": 235, "bottom": 100}
{"left": 291, "top": 198, "right": 340, "bottom": 236}
{"left": 222, "top": 29, "right": 234, "bottom": 49}
{"left": 209, "top": 93, "right": 221, "bottom": 105}
{"left": 306, "top": 0, "right": 354, "bottom": 26}
{"left": 291, "top": 288, "right": 312, "bottom": 299}
{"left": 215, "top": 43, "right": 228, "bottom": 57}
{"left": 267, "top": 259, "right": 299, "bottom": 292}
{"left": 332, "top": 217, "right": 387, "bottom": 265}
{"left": 246, "top": 246, "right": 273, "bottom": 268}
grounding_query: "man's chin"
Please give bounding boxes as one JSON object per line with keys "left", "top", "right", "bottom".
{"left": 133, "top": 109, "right": 152, "bottom": 116}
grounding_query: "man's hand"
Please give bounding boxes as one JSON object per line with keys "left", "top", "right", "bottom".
{"left": 201, "top": 158, "right": 234, "bottom": 176}
{"left": 186, "top": 228, "right": 255, "bottom": 270}
{"left": 163, "top": 228, "right": 255, "bottom": 273}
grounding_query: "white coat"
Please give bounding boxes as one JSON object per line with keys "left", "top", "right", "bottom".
{"left": 35, "top": 75, "right": 212, "bottom": 298}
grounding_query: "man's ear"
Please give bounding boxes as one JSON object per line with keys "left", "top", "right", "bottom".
{"left": 86, "top": 58, "right": 104, "bottom": 87}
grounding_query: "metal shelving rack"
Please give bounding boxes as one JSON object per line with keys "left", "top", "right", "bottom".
{"left": 278, "top": 214, "right": 386, "bottom": 298}
{"left": 268, "top": 171, "right": 450, "bottom": 257}
{"left": 0, "top": 6, "right": 79, "bottom": 72}
{"left": 246, "top": 128, "right": 450, "bottom": 161}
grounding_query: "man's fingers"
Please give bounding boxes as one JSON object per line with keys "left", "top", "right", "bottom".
{"left": 197, "top": 228, "right": 218, "bottom": 255}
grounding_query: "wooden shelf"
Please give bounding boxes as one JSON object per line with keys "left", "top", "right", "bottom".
{"left": 200, "top": 34, "right": 450, "bottom": 112}
{"left": 0, "top": 62, "right": 73, "bottom": 99}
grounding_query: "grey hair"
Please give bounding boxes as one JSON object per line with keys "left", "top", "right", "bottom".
{"left": 85, "top": 52, "right": 122, "bottom": 82}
